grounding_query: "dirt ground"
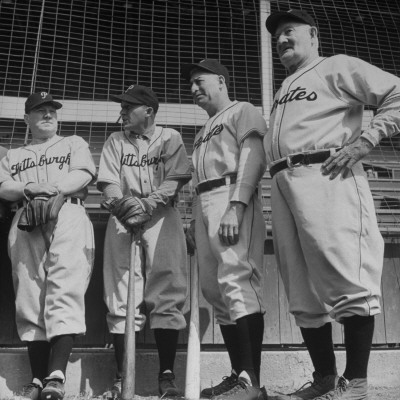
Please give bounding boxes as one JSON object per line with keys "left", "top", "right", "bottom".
{"left": 4, "top": 386, "right": 400, "bottom": 399}
{"left": 113, "top": 385, "right": 400, "bottom": 399}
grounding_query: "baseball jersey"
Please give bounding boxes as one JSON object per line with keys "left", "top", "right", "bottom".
{"left": 0, "top": 135, "right": 96, "bottom": 198}
{"left": 264, "top": 54, "right": 400, "bottom": 163}
{"left": 97, "top": 126, "right": 191, "bottom": 198}
{"left": 192, "top": 100, "right": 267, "bottom": 204}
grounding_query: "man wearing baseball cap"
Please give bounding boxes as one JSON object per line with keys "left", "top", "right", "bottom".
{"left": 24, "top": 92, "right": 63, "bottom": 114}
{"left": 264, "top": 8, "right": 400, "bottom": 400}
{"left": 0, "top": 91, "right": 96, "bottom": 400}
{"left": 98, "top": 84, "right": 191, "bottom": 398}
{"left": 181, "top": 60, "right": 268, "bottom": 400}
{"left": 109, "top": 84, "right": 159, "bottom": 114}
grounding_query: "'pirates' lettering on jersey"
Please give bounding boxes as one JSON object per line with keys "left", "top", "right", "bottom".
{"left": 121, "top": 153, "right": 163, "bottom": 168}
{"left": 194, "top": 124, "right": 224, "bottom": 149}
{"left": 264, "top": 54, "right": 400, "bottom": 163}
{"left": 270, "top": 86, "right": 317, "bottom": 114}
{"left": 11, "top": 153, "right": 71, "bottom": 176}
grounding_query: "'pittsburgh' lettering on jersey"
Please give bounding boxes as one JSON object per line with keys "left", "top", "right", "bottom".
{"left": 194, "top": 124, "right": 224, "bottom": 149}
{"left": 11, "top": 153, "right": 71, "bottom": 176}
{"left": 271, "top": 86, "right": 317, "bottom": 114}
{"left": 121, "top": 153, "right": 163, "bottom": 168}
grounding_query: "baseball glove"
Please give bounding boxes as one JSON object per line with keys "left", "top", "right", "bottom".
{"left": 101, "top": 195, "right": 152, "bottom": 230}
{"left": 17, "top": 193, "right": 65, "bottom": 232}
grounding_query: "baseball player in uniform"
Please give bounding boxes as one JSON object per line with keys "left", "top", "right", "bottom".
{"left": 264, "top": 10, "right": 400, "bottom": 400}
{"left": 0, "top": 92, "right": 96, "bottom": 400}
{"left": 97, "top": 84, "right": 191, "bottom": 398}
{"left": 181, "top": 59, "right": 268, "bottom": 400}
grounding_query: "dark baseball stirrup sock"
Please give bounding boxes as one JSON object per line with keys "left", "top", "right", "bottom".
{"left": 300, "top": 322, "right": 337, "bottom": 377}
{"left": 343, "top": 315, "right": 375, "bottom": 380}
{"left": 113, "top": 333, "right": 125, "bottom": 378}
{"left": 235, "top": 313, "right": 264, "bottom": 386}
{"left": 220, "top": 324, "right": 241, "bottom": 375}
{"left": 113, "top": 332, "right": 139, "bottom": 378}
{"left": 27, "top": 341, "right": 51, "bottom": 382}
{"left": 154, "top": 328, "right": 179, "bottom": 373}
{"left": 48, "top": 334, "right": 75, "bottom": 377}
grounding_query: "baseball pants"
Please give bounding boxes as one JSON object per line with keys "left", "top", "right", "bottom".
{"left": 271, "top": 162, "right": 384, "bottom": 328}
{"left": 195, "top": 184, "right": 265, "bottom": 325}
{"left": 103, "top": 205, "right": 188, "bottom": 333}
{"left": 8, "top": 203, "right": 95, "bottom": 341}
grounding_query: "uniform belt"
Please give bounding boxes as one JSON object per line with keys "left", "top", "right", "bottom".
{"left": 269, "top": 149, "right": 341, "bottom": 178}
{"left": 196, "top": 175, "right": 237, "bottom": 195}
{"left": 12, "top": 196, "right": 83, "bottom": 211}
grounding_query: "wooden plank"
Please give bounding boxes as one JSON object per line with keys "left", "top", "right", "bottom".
{"left": 381, "top": 242, "right": 400, "bottom": 343}
{"left": 0, "top": 221, "right": 18, "bottom": 345}
{"left": 263, "top": 243, "right": 280, "bottom": 345}
{"left": 76, "top": 221, "right": 109, "bottom": 346}
{"left": 332, "top": 321, "right": 343, "bottom": 345}
{"left": 372, "top": 277, "right": 387, "bottom": 345}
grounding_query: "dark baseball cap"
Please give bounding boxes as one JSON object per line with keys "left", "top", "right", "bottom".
{"left": 25, "top": 92, "right": 63, "bottom": 114}
{"left": 110, "top": 84, "right": 159, "bottom": 114}
{"left": 181, "top": 59, "right": 230, "bottom": 88}
{"left": 266, "top": 9, "right": 316, "bottom": 34}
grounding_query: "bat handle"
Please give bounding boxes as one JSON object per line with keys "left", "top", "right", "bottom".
{"left": 121, "top": 233, "right": 138, "bottom": 400}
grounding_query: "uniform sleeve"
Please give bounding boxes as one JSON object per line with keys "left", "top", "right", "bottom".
{"left": 321, "top": 55, "right": 400, "bottom": 146}
{"left": 146, "top": 129, "right": 192, "bottom": 208}
{"left": 230, "top": 135, "right": 267, "bottom": 205}
{"left": 162, "top": 129, "right": 192, "bottom": 182}
{"left": 232, "top": 102, "right": 268, "bottom": 143}
{"left": 0, "top": 146, "right": 8, "bottom": 161}
{"left": 69, "top": 136, "right": 97, "bottom": 179}
{"left": 230, "top": 104, "right": 268, "bottom": 205}
{"left": 97, "top": 133, "right": 123, "bottom": 191}
{"left": 0, "top": 151, "right": 13, "bottom": 185}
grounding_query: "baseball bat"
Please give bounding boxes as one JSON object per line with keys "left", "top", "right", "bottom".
{"left": 185, "top": 252, "right": 201, "bottom": 399}
{"left": 121, "top": 232, "right": 137, "bottom": 400}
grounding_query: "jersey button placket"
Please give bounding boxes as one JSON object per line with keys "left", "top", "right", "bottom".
{"left": 138, "top": 140, "right": 152, "bottom": 196}
{"left": 38, "top": 148, "right": 46, "bottom": 183}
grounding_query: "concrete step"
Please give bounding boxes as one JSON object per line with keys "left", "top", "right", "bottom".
{"left": 0, "top": 348, "right": 399, "bottom": 398}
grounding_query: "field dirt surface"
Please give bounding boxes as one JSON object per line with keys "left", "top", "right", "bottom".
{"left": 3, "top": 387, "right": 400, "bottom": 399}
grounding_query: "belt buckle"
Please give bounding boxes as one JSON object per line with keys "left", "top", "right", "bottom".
{"left": 286, "top": 155, "right": 295, "bottom": 170}
{"left": 286, "top": 153, "right": 311, "bottom": 170}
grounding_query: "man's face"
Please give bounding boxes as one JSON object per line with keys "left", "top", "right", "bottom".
{"left": 189, "top": 70, "right": 222, "bottom": 109}
{"left": 24, "top": 105, "right": 58, "bottom": 137}
{"left": 120, "top": 101, "right": 148, "bottom": 131}
{"left": 275, "top": 21, "right": 315, "bottom": 71}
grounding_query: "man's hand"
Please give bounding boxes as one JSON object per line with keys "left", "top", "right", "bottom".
{"left": 24, "top": 182, "right": 59, "bottom": 198}
{"left": 219, "top": 201, "right": 246, "bottom": 246}
{"left": 186, "top": 219, "right": 196, "bottom": 254}
{"left": 321, "top": 137, "right": 373, "bottom": 180}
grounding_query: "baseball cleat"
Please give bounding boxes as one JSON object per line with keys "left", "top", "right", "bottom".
{"left": 273, "top": 372, "right": 338, "bottom": 399}
{"left": 40, "top": 377, "right": 65, "bottom": 400}
{"left": 103, "top": 377, "right": 122, "bottom": 400}
{"left": 158, "top": 371, "right": 183, "bottom": 397}
{"left": 16, "top": 382, "right": 42, "bottom": 400}
{"left": 201, "top": 373, "right": 238, "bottom": 398}
{"left": 312, "top": 376, "right": 368, "bottom": 400}
{"left": 210, "top": 377, "right": 268, "bottom": 400}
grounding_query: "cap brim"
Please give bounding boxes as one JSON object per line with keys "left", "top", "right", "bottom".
{"left": 181, "top": 63, "right": 219, "bottom": 81}
{"left": 28, "top": 100, "right": 63, "bottom": 112}
{"left": 266, "top": 11, "right": 306, "bottom": 34}
{"left": 109, "top": 93, "right": 143, "bottom": 104}
{"left": 52, "top": 101, "right": 63, "bottom": 110}
{"left": 181, "top": 63, "right": 199, "bottom": 81}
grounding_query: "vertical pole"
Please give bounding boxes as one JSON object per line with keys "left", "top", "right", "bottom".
{"left": 24, "top": 0, "right": 46, "bottom": 144}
